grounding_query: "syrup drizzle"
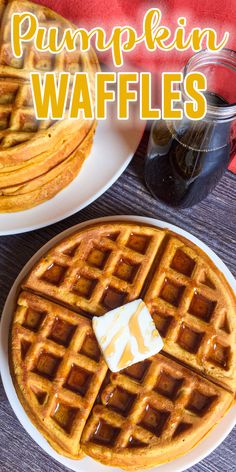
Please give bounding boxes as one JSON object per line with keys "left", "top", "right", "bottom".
{"left": 97, "top": 307, "right": 125, "bottom": 346}
{"left": 117, "top": 341, "right": 134, "bottom": 370}
{"left": 128, "top": 301, "right": 149, "bottom": 356}
{"left": 104, "top": 326, "right": 126, "bottom": 358}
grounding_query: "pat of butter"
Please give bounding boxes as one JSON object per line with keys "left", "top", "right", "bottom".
{"left": 92, "top": 299, "right": 163, "bottom": 372}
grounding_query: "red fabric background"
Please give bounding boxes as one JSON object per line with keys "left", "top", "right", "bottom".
{"left": 32, "top": 0, "right": 236, "bottom": 173}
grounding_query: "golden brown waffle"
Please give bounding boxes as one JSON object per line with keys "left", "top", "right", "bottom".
{"left": 10, "top": 291, "right": 234, "bottom": 467}
{"left": 0, "top": 0, "right": 99, "bottom": 163}
{"left": 0, "top": 121, "right": 95, "bottom": 211}
{"left": 81, "top": 354, "right": 233, "bottom": 470}
{"left": 0, "top": 122, "right": 95, "bottom": 195}
{"left": 23, "top": 223, "right": 166, "bottom": 316}
{"left": 0, "top": 0, "right": 99, "bottom": 211}
{"left": 23, "top": 223, "right": 236, "bottom": 393}
{"left": 144, "top": 234, "right": 236, "bottom": 392}
{"left": 10, "top": 291, "right": 108, "bottom": 458}
{"left": 24, "top": 223, "right": 236, "bottom": 391}
{"left": 0, "top": 0, "right": 90, "bottom": 79}
{"left": 0, "top": 78, "right": 75, "bottom": 162}
{"left": 0, "top": 119, "right": 93, "bottom": 187}
{"left": 10, "top": 222, "right": 236, "bottom": 467}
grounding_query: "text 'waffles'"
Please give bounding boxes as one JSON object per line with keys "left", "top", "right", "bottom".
{"left": 29, "top": 71, "right": 207, "bottom": 121}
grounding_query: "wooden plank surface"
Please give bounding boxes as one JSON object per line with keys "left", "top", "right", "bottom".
{"left": 0, "top": 129, "right": 236, "bottom": 472}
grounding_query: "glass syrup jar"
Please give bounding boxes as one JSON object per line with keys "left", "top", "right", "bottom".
{"left": 145, "top": 49, "right": 236, "bottom": 208}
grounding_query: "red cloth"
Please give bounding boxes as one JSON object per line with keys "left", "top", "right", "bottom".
{"left": 33, "top": 0, "right": 236, "bottom": 173}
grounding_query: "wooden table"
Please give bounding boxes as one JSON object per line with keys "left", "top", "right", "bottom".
{"left": 0, "top": 129, "right": 236, "bottom": 472}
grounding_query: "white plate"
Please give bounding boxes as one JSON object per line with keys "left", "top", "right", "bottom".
{"left": 1, "top": 216, "right": 236, "bottom": 472}
{"left": 0, "top": 119, "right": 144, "bottom": 235}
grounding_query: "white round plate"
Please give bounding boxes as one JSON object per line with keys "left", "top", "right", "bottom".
{"left": 0, "top": 119, "right": 144, "bottom": 235}
{"left": 1, "top": 216, "right": 236, "bottom": 472}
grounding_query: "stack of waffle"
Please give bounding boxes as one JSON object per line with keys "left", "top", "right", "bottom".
{"left": 0, "top": 0, "right": 99, "bottom": 212}
{"left": 10, "top": 222, "right": 236, "bottom": 469}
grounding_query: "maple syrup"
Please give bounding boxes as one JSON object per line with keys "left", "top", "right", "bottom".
{"left": 145, "top": 49, "right": 236, "bottom": 207}
{"left": 145, "top": 93, "right": 231, "bottom": 208}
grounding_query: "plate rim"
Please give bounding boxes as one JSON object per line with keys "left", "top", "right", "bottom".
{"left": 1, "top": 215, "right": 236, "bottom": 472}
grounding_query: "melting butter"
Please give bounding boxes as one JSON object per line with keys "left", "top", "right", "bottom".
{"left": 92, "top": 299, "right": 164, "bottom": 372}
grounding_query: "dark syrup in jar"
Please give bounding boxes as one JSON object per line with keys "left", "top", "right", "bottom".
{"left": 145, "top": 92, "right": 231, "bottom": 208}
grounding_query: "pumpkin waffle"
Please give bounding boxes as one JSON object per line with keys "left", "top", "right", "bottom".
{"left": 81, "top": 353, "right": 233, "bottom": 470}
{"left": 0, "top": 119, "right": 93, "bottom": 188}
{"left": 0, "top": 1, "right": 99, "bottom": 165}
{"left": 23, "top": 223, "right": 166, "bottom": 316}
{"left": 0, "top": 0, "right": 99, "bottom": 212}
{"left": 23, "top": 223, "right": 236, "bottom": 393}
{"left": 10, "top": 221, "right": 236, "bottom": 468}
{"left": 10, "top": 291, "right": 108, "bottom": 458}
{"left": 0, "top": 121, "right": 95, "bottom": 211}
{"left": 10, "top": 292, "right": 234, "bottom": 467}
{"left": 144, "top": 233, "right": 236, "bottom": 393}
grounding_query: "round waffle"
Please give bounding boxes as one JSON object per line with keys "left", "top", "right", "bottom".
{"left": 0, "top": 122, "right": 95, "bottom": 211}
{"left": 10, "top": 222, "right": 236, "bottom": 468}
{"left": 11, "top": 291, "right": 108, "bottom": 459}
{"left": 0, "top": 0, "right": 99, "bottom": 211}
{"left": 0, "top": 0, "right": 99, "bottom": 164}
{"left": 0, "top": 120, "right": 93, "bottom": 187}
